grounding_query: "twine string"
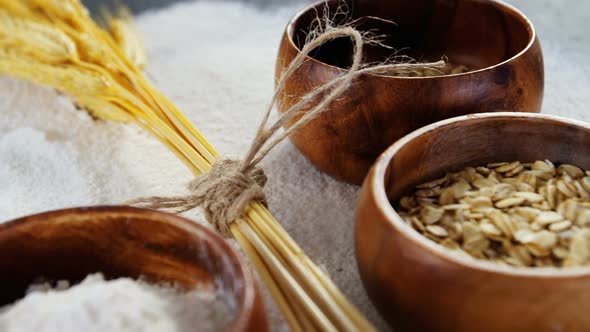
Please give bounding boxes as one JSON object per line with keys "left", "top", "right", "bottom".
{"left": 128, "top": 24, "right": 444, "bottom": 238}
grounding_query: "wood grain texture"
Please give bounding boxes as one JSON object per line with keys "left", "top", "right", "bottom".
{"left": 276, "top": 0, "right": 544, "bottom": 184}
{"left": 355, "top": 113, "right": 590, "bottom": 332}
{"left": 0, "top": 206, "right": 267, "bottom": 332}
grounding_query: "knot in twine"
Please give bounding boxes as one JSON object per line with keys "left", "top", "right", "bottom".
{"left": 128, "top": 24, "right": 445, "bottom": 238}
{"left": 129, "top": 160, "right": 266, "bottom": 237}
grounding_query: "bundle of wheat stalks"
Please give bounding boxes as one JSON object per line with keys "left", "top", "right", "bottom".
{"left": 0, "top": 1, "right": 374, "bottom": 330}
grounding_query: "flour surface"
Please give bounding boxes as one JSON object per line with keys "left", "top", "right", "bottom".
{"left": 0, "top": 274, "right": 231, "bottom": 332}
{"left": 0, "top": 1, "right": 587, "bottom": 331}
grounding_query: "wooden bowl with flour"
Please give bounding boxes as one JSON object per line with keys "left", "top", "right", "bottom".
{"left": 276, "top": 0, "right": 544, "bottom": 184}
{"left": 0, "top": 206, "right": 267, "bottom": 332}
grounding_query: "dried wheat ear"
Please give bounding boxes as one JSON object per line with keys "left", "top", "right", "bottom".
{"left": 397, "top": 160, "right": 590, "bottom": 268}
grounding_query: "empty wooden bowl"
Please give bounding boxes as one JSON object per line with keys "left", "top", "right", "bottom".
{"left": 355, "top": 113, "right": 590, "bottom": 332}
{"left": 0, "top": 206, "right": 267, "bottom": 332}
{"left": 276, "top": 0, "right": 544, "bottom": 184}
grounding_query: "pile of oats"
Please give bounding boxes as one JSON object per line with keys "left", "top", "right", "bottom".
{"left": 398, "top": 160, "right": 590, "bottom": 267}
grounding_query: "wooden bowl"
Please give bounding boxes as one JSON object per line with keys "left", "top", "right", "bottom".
{"left": 276, "top": 0, "right": 544, "bottom": 184}
{"left": 0, "top": 206, "right": 267, "bottom": 332}
{"left": 355, "top": 113, "right": 590, "bottom": 332}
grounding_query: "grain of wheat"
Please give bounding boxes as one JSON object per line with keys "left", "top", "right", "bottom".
{"left": 0, "top": 10, "right": 78, "bottom": 62}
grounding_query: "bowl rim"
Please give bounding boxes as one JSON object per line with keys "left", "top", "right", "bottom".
{"left": 0, "top": 206, "right": 262, "bottom": 331}
{"left": 370, "top": 112, "right": 590, "bottom": 277}
{"left": 285, "top": 0, "right": 537, "bottom": 79}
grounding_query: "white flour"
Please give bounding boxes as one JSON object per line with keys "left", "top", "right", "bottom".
{"left": 0, "top": 274, "right": 232, "bottom": 332}
{"left": 0, "top": 1, "right": 587, "bottom": 331}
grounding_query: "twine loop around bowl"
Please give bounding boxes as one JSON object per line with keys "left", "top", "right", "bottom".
{"left": 128, "top": 21, "right": 445, "bottom": 238}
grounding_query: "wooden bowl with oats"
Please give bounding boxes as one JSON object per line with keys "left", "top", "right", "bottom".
{"left": 277, "top": 0, "right": 544, "bottom": 185}
{"left": 0, "top": 206, "right": 268, "bottom": 332}
{"left": 355, "top": 113, "right": 590, "bottom": 332}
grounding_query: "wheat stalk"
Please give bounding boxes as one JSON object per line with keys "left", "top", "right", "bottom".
{"left": 104, "top": 7, "right": 146, "bottom": 69}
